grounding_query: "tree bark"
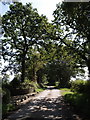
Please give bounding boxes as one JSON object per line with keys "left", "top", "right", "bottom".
{"left": 37, "top": 69, "right": 44, "bottom": 88}
{"left": 87, "top": 58, "right": 90, "bottom": 80}
{"left": 21, "top": 54, "right": 26, "bottom": 82}
{"left": 32, "top": 66, "right": 37, "bottom": 82}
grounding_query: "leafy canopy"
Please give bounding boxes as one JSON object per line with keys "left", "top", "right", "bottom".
{"left": 2, "top": 2, "right": 52, "bottom": 82}
{"left": 53, "top": 2, "right": 90, "bottom": 76}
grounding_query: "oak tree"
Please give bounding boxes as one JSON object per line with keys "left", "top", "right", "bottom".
{"left": 2, "top": 2, "right": 51, "bottom": 82}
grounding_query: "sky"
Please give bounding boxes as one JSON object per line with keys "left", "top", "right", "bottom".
{"left": 21, "top": 0, "right": 62, "bottom": 22}
{"left": 0, "top": 0, "right": 63, "bottom": 22}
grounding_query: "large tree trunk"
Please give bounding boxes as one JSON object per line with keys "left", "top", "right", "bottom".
{"left": 21, "top": 54, "right": 26, "bottom": 82}
{"left": 37, "top": 70, "right": 42, "bottom": 84}
{"left": 37, "top": 69, "right": 44, "bottom": 88}
{"left": 32, "top": 66, "right": 37, "bottom": 82}
{"left": 87, "top": 58, "right": 90, "bottom": 80}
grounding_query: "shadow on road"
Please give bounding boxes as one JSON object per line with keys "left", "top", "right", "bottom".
{"left": 7, "top": 97, "right": 79, "bottom": 120}
{"left": 4, "top": 89, "right": 81, "bottom": 120}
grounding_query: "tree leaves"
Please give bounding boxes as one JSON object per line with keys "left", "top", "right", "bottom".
{"left": 53, "top": 2, "right": 90, "bottom": 76}
{"left": 2, "top": 2, "right": 52, "bottom": 82}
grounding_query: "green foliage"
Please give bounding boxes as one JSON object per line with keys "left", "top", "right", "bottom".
{"left": 65, "top": 93, "right": 83, "bottom": 107}
{"left": 9, "top": 78, "right": 35, "bottom": 95}
{"left": 53, "top": 2, "right": 90, "bottom": 76}
{"left": 30, "top": 81, "right": 40, "bottom": 89}
{"left": 85, "top": 81, "right": 90, "bottom": 93}
{"left": 64, "top": 92, "right": 90, "bottom": 118}
{"left": 60, "top": 88, "right": 73, "bottom": 96}
{"left": 2, "top": 2, "right": 51, "bottom": 82}
{"left": 2, "top": 103, "right": 15, "bottom": 116}
{"left": 62, "top": 80, "right": 90, "bottom": 118}
{"left": 70, "top": 80, "right": 90, "bottom": 93}
{"left": 35, "top": 88, "right": 44, "bottom": 92}
{"left": 2, "top": 2, "right": 80, "bottom": 87}
{"left": 25, "top": 49, "right": 45, "bottom": 82}
{"left": 60, "top": 2, "right": 90, "bottom": 38}
{"left": 70, "top": 80, "right": 86, "bottom": 93}
{"left": 46, "top": 60, "right": 74, "bottom": 87}
{"left": 2, "top": 88, "right": 11, "bottom": 104}
{"left": 2, "top": 74, "right": 10, "bottom": 87}
{"left": 23, "top": 79, "right": 31, "bottom": 84}
{"left": 61, "top": 84, "right": 90, "bottom": 118}
{"left": 2, "top": 2, "right": 88, "bottom": 89}
{"left": 20, "top": 80, "right": 34, "bottom": 89}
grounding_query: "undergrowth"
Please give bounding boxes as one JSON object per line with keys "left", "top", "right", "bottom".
{"left": 60, "top": 81, "right": 90, "bottom": 119}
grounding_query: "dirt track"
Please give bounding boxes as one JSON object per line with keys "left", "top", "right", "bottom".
{"left": 4, "top": 89, "right": 81, "bottom": 120}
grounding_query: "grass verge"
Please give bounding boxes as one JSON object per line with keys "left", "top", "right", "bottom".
{"left": 60, "top": 88, "right": 73, "bottom": 96}
{"left": 35, "top": 88, "right": 45, "bottom": 92}
{"left": 60, "top": 88, "right": 90, "bottom": 119}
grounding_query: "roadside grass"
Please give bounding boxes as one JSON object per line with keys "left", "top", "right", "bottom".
{"left": 60, "top": 88, "right": 74, "bottom": 96}
{"left": 60, "top": 88, "right": 90, "bottom": 119}
{"left": 35, "top": 88, "right": 45, "bottom": 92}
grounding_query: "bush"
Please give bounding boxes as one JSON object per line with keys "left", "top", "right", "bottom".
{"left": 9, "top": 79, "right": 35, "bottom": 96}
{"left": 63, "top": 80, "right": 90, "bottom": 118}
{"left": 65, "top": 93, "right": 84, "bottom": 107}
{"left": 2, "top": 103, "right": 15, "bottom": 116}
{"left": 70, "top": 80, "right": 90, "bottom": 94}
{"left": 84, "top": 80, "right": 90, "bottom": 93}
{"left": 64, "top": 92, "right": 90, "bottom": 118}
{"left": 70, "top": 80, "right": 85, "bottom": 93}
{"left": 2, "top": 88, "right": 11, "bottom": 104}
{"left": 21, "top": 80, "right": 34, "bottom": 89}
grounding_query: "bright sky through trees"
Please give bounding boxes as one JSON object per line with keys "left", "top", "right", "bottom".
{"left": 0, "top": 0, "right": 63, "bottom": 22}
{"left": 21, "top": 0, "right": 62, "bottom": 22}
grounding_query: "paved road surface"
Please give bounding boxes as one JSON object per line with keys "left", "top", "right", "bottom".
{"left": 4, "top": 89, "right": 81, "bottom": 120}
